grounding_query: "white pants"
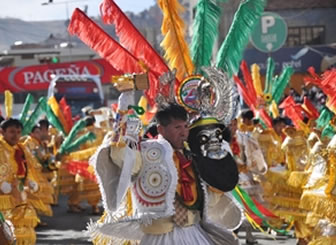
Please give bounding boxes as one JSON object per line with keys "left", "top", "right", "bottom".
{"left": 140, "top": 223, "right": 240, "bottom": 245}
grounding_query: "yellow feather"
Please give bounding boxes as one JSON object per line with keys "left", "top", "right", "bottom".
{"left": 48, "top": 96, "right": 70, "bottom": 134}
{"left": 138, "top": 95, "right": 147, "bottom": 123}
{"left": 4, "top": 90, "right": 13, "bottom": 118}
{"left": 251, "top": 64, "right": 263, "bottom": 97}
{"left": 138, "top": 95, "right": 147, "bottom": 112}
{"left": 158, "top": 0, "right": 194, "bottom": 81}
{"left": 269, "top": 100, "right": 279, "bottom": 118}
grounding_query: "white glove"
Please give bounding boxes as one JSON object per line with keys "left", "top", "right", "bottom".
{"left": 1, "top": 181, "right": 12, "bottom": 194}
{"left": 28, "top": 180, "right": 39, "bottom": 192}
{"left": 118, "top": 91, "right": 134, "bottom": 111}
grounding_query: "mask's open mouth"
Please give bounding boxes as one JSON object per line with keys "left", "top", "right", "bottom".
{"left": 203, "top": 143, "right": 228, "bottom": 160}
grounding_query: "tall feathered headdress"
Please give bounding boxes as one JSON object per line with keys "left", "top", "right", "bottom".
{"left": 176, "top": 67, "right": 239, "bottom": 126}
{"left": 232, "top": 55, "right": 295, "bottom": 128}
{"left": 156, "top": 0, "right": 265, "bottom": 123}
{"left": 68, "top": 0, "right": 266, "bottom": 124}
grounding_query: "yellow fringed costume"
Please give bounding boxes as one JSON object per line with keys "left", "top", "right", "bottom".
{"left": 262, "top": 127, "right": 311, "bottom": 241}
{"left": 255, "top": 127, "right": 285, "bottom": 168}
{"left": 0, "top": 137, "right": 39, "bottom": 245}
{"left": 23, "top": 136, "right": 55, "bottom": 216}
{"left": 60, "top": 125, "right": 105, "bottom": 213}
{"left": 299, "top": 133, "right": 336, "bottom": 244}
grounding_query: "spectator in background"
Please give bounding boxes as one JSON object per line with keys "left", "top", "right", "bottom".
{"left": 299, "top": 86, "right": 309, "bottom": 103}
{"left": 289, "top": 88, "right": 301, "bottom": 103}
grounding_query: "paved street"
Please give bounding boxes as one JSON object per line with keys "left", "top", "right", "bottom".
{"left": 36, "top": 195, "right": 99, "bottom": 245}
{"left": 36, "top": 195, "right": 297, "bottom": 245}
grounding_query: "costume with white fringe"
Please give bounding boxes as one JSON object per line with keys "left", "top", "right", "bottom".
{"left": 87, "top": 65, "right": 242, "bottom": 244}
{"left": 66, "top": 0, "right": 270, "bottom": 243}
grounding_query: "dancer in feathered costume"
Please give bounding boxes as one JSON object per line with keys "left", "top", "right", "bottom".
{"left": 22, "top": 125, "right": 55, "bottom": 219}
{"left": 86, "top": 68, "right": 241, "bottom": 245}
{"left": 0, "top": 115, "right": 40, "bottom": 244}
{"left": 0, "top": 91, "right": 66, "bottom": 244}
{"left": 67, "top": 0, "right": 269, "bottom": 243}
{"left": 62, "top": 115, "right": 105, "bottom": 214}
{"left": 293, "top": 68, "right": 336, "bottom": 245}
{"left": 20, "top": 106, "right": 60, "bottom": 219}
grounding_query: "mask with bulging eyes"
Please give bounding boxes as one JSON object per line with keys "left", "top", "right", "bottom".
{"left": 197, "top": 127, "right": 228, "bottom": 159}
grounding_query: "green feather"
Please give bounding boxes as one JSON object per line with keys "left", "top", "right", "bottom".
{"left": 59, "top": 119, "right": 87, "bottom": 154}
{"left": 322, "top": 124, "right": 336, "bottom": 139}
{"left": 316, "top": 107, "right": 334, "bottom": 129}
{"left": 45, "top": 104, "right": 66, "bottom": 136}
{"left": 271, "top": 66, "right": 294, "bottom": 104}
{"left": 19, "top": 93, "right": 34, "bottom": 124}
{"left": 60, "top": 132, "right": 96, "bottom": 154}
{"left": 22, "top": 97, "right": 46, "bottom": 136}
{"left": 190, "top": 0, "right": 224, "bottom": 74}
{"left": 215, "top": 0, "right": 266, "bottom": 76}
{"left": 264, "top": 57, "right": 275, "bottom": 94}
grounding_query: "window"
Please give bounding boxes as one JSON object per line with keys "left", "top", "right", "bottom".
{"left": 286, "top": 26, "right": 325, "bottom": 47}
{"left": 21, "top": 53, "right": 35, "bottom": 59}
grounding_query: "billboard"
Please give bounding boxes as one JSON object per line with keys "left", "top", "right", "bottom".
{"left": 0, "top": 59, "right": 122, "bottom": 92}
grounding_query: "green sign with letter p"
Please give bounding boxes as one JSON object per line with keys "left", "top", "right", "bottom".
{"left": 251, "top": 12, "right": 288, "bottom": 53}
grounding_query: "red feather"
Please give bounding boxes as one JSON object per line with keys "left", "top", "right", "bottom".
{"left": 68, "top": 8, "right": 164, "bottom": 106}
{"left": 279, "top": 96, "right": 304, "bottom": 128}
{"left": 100, "top": 0, "right": 173, "bottom": 105}
{"left": 304, "top": 67, "right": 321, "bottom": 84}
{"left": 327, "top": 94, "right": 336, "bottom": 114}
{"left": 258, "top": 108, "right": 273, "bottom": 128}
{"left": 321, "top": 69, "right": 336, "bottom": 95}
{"left": 66, "top": 161, "right": 97, "bottom": 182}
{"left": 302, "top": 96, "right": 319, "bottom": 119}
{"left": 304, "top": 67, "right": 336, "bottom": 96}
{"left": 241, "top": 198, "right": 263, "bottom": 225}
{"left": 233, "top": 75, "right": 256, "bottom": 111}
{"left": 146, "top": 71, "right": 160, "bottom": 106}
{"left": 59, "top": 97, "right": 73, "bottom": 132}
{"left": 234, "top": 75, "right": 273, "bottom": 128}
{"left": 68, "top": 8, "right": 144, "bottom": 74}
{"left": 240, "top": 60, "right": 257, "bottom": 104}
{"left": 251, "top": 197, "right": 278, "bottom": 219}
{"left": 100, "top": 0, "right": 169, "bottom": 77}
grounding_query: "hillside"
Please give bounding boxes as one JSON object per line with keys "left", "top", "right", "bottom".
{"left": 0, "top": 4, "right": 163, "bottom": 51}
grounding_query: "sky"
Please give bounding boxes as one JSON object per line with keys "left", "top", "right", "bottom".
{"left": 0, "top": 0, "right": 156, "bottom": 21}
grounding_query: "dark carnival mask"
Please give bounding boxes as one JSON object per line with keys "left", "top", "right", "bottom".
{"left": 188, "top": 121, "right": 238, "bottom": 192}
{"left": 197, "top": 127, "right": 228, "bottom": 160}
